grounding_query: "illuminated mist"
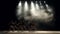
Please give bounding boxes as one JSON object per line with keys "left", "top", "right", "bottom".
{"left": 16, "top": 1, "right": 54, "bottom": 23}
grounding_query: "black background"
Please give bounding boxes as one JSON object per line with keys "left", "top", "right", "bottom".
{"left": 0, "top": 0, "right": 60, "bottom": 31}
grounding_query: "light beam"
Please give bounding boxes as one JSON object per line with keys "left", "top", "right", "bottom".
{"left": 35, "top": 1, "right": 40, "bottom": 10}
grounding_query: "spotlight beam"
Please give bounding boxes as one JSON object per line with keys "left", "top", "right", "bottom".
{"left": 35, "top": 1, "right": 40, "bottom": 10}
{"left": 17, "top": 1, "right": 22, "bottom": 19}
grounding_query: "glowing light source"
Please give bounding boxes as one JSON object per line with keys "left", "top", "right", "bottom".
{"left": 30, "top": 1, "right": 36, "bottom": 16}
{"left": 30, "top": 1, "right": 40, "bottom": 19}
{"left": 44, "top": 1, "right": 53, "bottom": 12}
{"left": 24, "top": 1, "right": 29, "bottom": 17}
{"left": 16, "top": 1, "right": 22, "bottom": 19}
{"left": 16, "top": 1, "right": 54, "bottom": 22}
{"left": 31, "top": 1, "right": 35, "bottom": 11}
{"left": 18, "top": 1, "right": 22, "bottom": 14}
{"left": 18, "top": 1, "right": 22, "bottom": 6}
{"left": 35, "top": 1, "right": 40, "bottom": 10}
{"left": 24, "top": 1, "right": 29, "bottom": 11}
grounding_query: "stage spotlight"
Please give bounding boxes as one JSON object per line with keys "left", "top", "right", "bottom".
{"left": 16, "top": 1, "right": 22, "bottom": 20}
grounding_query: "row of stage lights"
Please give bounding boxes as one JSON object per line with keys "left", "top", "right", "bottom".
{"left": 16, "top": 1, "right": 54, "bottom": 22}
{"left": 18, "top": 1, "right": 53, "bottom": 14}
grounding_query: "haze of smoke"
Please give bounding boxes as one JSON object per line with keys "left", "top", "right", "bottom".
{"left": 16, "top": 1, "right": 54, "bottom": 23}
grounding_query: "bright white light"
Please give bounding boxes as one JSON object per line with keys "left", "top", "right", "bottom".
{"left": 16, "top": 1, "right": 54, "bottom": 22}
{"left": 8, "top": 31, "right": 60, "bottom": 33}
{"left": 30, "top": 1, "right": 36, "bottom": 16}
{"left": 24, "top": 1, "right": 29, "bottom": 11}
{"left": 24, "top": 1, "right": 29, "bottom": 19}
{"left": 17, "top": 1, "right": 22, "bottom": 15}
{"left": 31, "top": 1, "right": 35, "bottom": 11}
{"left": 30, "top": 1, "right": 40, "bottom": 19}
{"left": 44, "top": 1, "right": 49, "bottom": 8}
{"left": 16, "top": 1, "right": 22, "bottom": 20}
{"left": 35, "top": 1, "right": 40, "bottom": 10}
{"left": 18, "top": 1, "right": 22, "bottom": 6}
{"left": 46, "top": 4, "right": 49, "bottom": 8}
{"left": 30, "top": 1, "right": 41, "bottom": 19}
{"left": 30, "top": 1, "right": 53, "bottom": 22}
{"left": 45, "top": 4, "right": 53, "bottom": 12}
